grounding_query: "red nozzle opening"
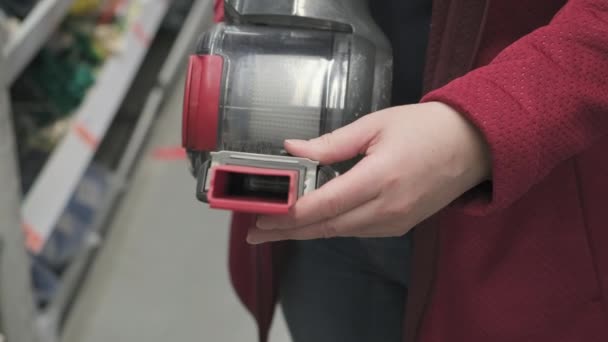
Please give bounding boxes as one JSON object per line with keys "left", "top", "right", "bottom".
{"left": 208, "top": 165, "right": 298, "bottom": 214}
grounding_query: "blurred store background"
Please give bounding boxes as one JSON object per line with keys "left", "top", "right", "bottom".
{"left": 0, "top": 1, "right": 290, "bottom": 341}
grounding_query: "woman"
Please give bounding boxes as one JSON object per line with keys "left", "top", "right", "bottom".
{"left": 221, "top": 0, "right": 608, "bottom": 341}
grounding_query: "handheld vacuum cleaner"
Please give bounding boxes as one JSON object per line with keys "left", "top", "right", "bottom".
{"left": 182, "top": 0, "right": 392, "bottom": 214}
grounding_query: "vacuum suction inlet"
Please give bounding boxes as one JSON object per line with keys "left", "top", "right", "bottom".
{"left": 195, "top": 151, "right": 336, "bottom": 214}
{"left": 208, "top": 165, "right": 298, "bottom": 214}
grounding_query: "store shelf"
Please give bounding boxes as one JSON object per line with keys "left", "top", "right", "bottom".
{"left": 22, "top": 0, "right": 171, "bottom": 254}
{"left": 1, "top": 0, "right": 75, "bottom": 86}
{"left": 34, "top": 2, "right": 213, "bottom": 339}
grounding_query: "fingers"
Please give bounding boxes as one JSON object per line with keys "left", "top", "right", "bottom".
{"left": 256, "top": 157, "right": 381, "bottom": 230}
{"left": 285, "top": 115, "right": 381, "bottom": 165}
{"left": 248, "top": 197, "right": 383, "bottom": 244}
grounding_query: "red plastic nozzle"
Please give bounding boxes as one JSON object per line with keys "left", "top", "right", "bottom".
{"left": 207, "top": 165, "right": 298, "bottom": 214}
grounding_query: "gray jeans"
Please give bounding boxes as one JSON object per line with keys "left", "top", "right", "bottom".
{"left": 279, "top": 235, "right": 411, "bottom": 342}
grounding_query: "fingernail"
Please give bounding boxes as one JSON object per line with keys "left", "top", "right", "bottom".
{"left": 247, "top": 233, "right": 262, "bottom": 245}
{"left": 285, "top": 139, "right": 306, "bottom": 146}
{"left": 256, "top": 217, "right": 276, "bottom": 230}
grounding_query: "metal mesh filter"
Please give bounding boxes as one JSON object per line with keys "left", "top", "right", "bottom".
{"left": 221, "top": 53, "right": 330, "bottom": 150}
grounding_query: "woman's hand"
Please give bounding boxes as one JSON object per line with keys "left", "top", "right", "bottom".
{"left": 247, "top": 102, "right": 491, "bottom": 244}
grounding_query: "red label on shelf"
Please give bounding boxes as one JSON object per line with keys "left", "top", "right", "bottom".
{"left": 22, "top": 222, "right": 43, "bottom": 253}
{"left": 74, "top": 123, "right": 99, "bottom": 149}
{"left": 132, "top": 22, "right": 151, "bottom": 47}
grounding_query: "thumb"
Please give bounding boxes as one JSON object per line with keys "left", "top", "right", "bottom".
{"left": 285, "top": 115, "right": 381, "bottom": 165}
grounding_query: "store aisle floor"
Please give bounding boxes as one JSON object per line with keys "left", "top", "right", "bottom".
{"left": 62, "top": 77, "right": 292, "bottom": 342}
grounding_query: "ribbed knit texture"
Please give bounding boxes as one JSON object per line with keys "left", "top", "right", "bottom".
{"left": 417, "top": 1, "right": 608, "bottom": 341}
{"left": 423, "top": 0, "right": 608, "bottom": 214}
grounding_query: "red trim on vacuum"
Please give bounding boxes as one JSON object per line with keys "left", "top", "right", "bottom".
{"left": 182, "top": 54, "right": 224, "bottom": 151}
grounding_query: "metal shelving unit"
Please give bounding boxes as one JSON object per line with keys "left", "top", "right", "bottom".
{"left": 21, "top": 0, "right": 170, "bottom": 254}
{"left": 0, "top": 85, "right": 39, "bottom": 342}
{"left": 0, "top": 0, "right": 211, "bottom": 341}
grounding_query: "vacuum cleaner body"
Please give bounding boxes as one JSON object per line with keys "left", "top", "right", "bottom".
{"left": 182, "top": 0, "right": 392, "bottom": 214}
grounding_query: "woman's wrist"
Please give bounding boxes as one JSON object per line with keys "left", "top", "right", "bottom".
{"left": 425, "top": 101, "right": 492, "bottom": 187}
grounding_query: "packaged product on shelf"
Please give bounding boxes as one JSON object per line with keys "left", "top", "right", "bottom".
{"left": 37, "top": 162, "right": 112, "bottom": 272}
{"left": 31, "top": 258, "right": 60, "bottom": 308}
{"left": 11, "top": 5, "right": 131, "bottom": 192}
{"left": 70, "top": 0, "right": 105, "bottom": 16}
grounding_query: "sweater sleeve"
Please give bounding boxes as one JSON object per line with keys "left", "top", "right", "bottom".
{"left": 422, "top": 0, "right": 608, "bottom": 215}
